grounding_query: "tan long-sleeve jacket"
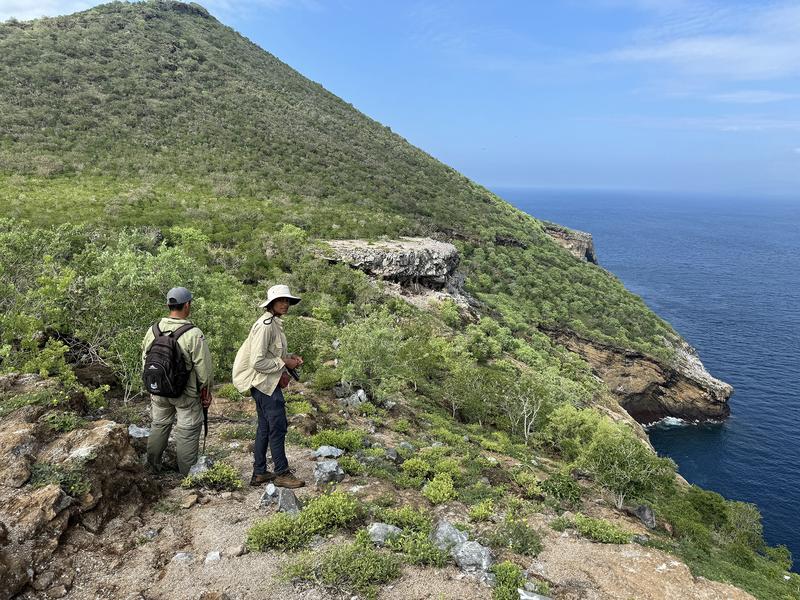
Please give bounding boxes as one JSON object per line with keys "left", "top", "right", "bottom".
{"left": 231, "top": 312, "right": 288, "bottom": 396}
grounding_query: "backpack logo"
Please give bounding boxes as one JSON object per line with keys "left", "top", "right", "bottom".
{"left": 142, "top": 322, "right": 195, "bottom": 398}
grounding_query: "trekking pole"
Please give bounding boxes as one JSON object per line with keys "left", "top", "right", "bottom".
{"left": 202, "top": 404, "right": 209, "bottom": 454}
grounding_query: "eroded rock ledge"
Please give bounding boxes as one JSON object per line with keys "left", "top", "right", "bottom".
{"left": 545, "top": 328, "right": 733, "bottom": 423}
{"left": 324, "top": 237, "right": 460, "bottom": 289}
{"left": 542, "top": 222, "right": 598, "bottom": 264}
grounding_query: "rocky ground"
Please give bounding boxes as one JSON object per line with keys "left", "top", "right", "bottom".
{"left": 0, "top": 376, "right": 756, "bottom": 600}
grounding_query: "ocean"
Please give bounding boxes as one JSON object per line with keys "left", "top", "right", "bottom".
{"left": 495, "top": 187, "right": 800, "bottom": 561}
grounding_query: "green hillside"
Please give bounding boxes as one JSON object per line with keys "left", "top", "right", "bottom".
{"left": 1, "top": 3, "right": 796, "bottom": 597}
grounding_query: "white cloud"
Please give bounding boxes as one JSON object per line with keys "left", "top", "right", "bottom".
{"left": 608, "top": 1, "right": 800, "bottom": 82}
{"left": 710, "top": 90, "right": 800, "bottom": 104}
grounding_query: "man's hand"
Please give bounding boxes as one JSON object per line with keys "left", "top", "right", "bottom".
{"left": 284, "top": 354, "right": 303, "bottom": 369}
{"left": 200, "top": 387, "right": 213, "bottom": 408}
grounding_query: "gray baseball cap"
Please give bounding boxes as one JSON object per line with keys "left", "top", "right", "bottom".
{"left": 166, "top": 286, "right": 193, "bottom": 305}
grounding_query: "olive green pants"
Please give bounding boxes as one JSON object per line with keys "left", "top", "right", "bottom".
{"left": 147, "top": 394, "right": 203, "bottom": 476}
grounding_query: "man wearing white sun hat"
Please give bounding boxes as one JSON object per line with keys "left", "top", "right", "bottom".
{"left": 232, "top": 284, "right": 305, "bottom": 488}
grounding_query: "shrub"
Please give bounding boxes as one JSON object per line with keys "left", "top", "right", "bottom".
{"left": 216, "top": 383, "right": 245, "bottom": 401}
{"left": 298, "top": 491, "right": 362, "bottom": 535}
{"left": 433, "top": 457, "right": 461, "bottom": 479}
{"left": 401, "top": 457, "right": 432, "bottom": 479}
{"left": 386, "top": 530, "right": 449, "bottom": 566}
{"left": 247, "top": 492, "right": 362, "bottom": 552}
{"left": 379, "top": 505, "right": 433, "bottom": 534}
{"left": 247, "top": 513, "right": 310, "bottom": 551}
{"left": 511, "top": 469, "right": 543, "bottom": 499}
{"left": 491, "top": 561, "right": 526, "bottom": 600}
{"left": 285, "top": 542, "right": 401, "bottom": 599}
{"left": 541, "top": 472, "right": 581, "bottom": 506}
{"left": 487, "top": 518, "right": 543, "bottom": 556}
{"left": 30, "top": 462, "right": 90, "bottom": 497}
{"left": 549, "top": 516, "right": 571, "bottom": 532}
{"left": 469, "top": 499, "right": 496, "bottom": 522}
{"left": 181, "top": 462, "right": 242, "bottom": 491}
{"left": 0, "top": 388, "right": 66, "bottom": 419}
{"left": 459, "top": 482, "right": 504, "bottom": 505}
{"left": 543, "top": 404, "right": 603, "bottom": 461}
{"left": 392, "top": 418, "right": 411, "bottom": 434}
{"left": 42, "top": 410, "right": 85, "bottom": 432}
{"left": 578, "top": 423, "right": 675, "bottom": 509}
{"left": 573, "top": 514, "right": 631, "bottom": 544}
{"left": 309, "top": 429, "right": 365, "bottom": 452}
{"left": 219, "top": 424, "right": 256, "bottom": 441}
{"left": 339, "top": 455, "right": 366, "bottom": 476}
{"left": 422, "top": 473, "right": 456, "bottom": 505}
{"left": 286, "top": 400, "right": 313, "bottom": 416}
{"left": 312, "top": 365, "right": 340, "bottom": 390}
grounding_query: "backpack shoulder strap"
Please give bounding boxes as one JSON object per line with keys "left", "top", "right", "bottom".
{"left": 152, "top": 322, "right": 162, "bottom": 337}
{"left": 172, "top": 323, "right": 195, "bottom": 340}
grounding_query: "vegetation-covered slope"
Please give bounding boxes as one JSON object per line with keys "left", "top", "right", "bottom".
{"left": 0, "top": 2, "right": 796, "bottom": 599}
{"left": 0, "top": 0, "right": 678, "bottom": 359}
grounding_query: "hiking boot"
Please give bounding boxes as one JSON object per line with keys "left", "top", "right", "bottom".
{"left": 249, "top": 471, "right": 276, "bottom": 486}
{"left": 274, "top": 470, "right": 305, "bottom": 489}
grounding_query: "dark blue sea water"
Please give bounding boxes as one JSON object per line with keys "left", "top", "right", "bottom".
{"left": 496, "top": 187, "right": 800, "bottom": 561}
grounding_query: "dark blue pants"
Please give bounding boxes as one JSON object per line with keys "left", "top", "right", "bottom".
{"left": 252, "top": 386, "right": 289, "bottom": 475}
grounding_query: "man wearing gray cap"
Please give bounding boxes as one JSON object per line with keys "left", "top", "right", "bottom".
{"left": 142, "top": 286, "right": 213, "bottom": 475}
{"left": 232, "top": 284, "right": 304, "bottom": 488}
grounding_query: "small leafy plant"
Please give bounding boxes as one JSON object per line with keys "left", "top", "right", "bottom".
{"left": 181, "top": 462, "right": 242, "bottom": 491}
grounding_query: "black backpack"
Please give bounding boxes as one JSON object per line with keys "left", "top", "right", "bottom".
{"left": 142, "top": 322, "right": 195, "bottom": 398}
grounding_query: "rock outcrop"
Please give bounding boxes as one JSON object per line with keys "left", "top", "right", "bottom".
{"left": 0, "top": 375, "right": 155, "bottom": 599}
{"left": 546, "top": 329, "right": 733, "bottom": 423}
{"left": 324, "top": 237, "right": 460, "bottom": 289}
{"left": 542, "top": 222, "right": 598, "bottom": 264}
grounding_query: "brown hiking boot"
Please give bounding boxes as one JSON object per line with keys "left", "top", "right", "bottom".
{"left": 274, "top": 470, "right": 305, "bottom": 489}
{"left": 249, "top": 471, "right": 276, "bottom": 486}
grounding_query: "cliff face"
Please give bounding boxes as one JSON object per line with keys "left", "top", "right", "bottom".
{"left": 546, "top": 328, "right": 733, "bottom": 423}
{"left": 542, "top": 222, "right": 598, "bottom": 264}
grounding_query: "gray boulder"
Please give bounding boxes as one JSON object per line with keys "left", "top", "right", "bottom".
{"left": 430, "top": 519, "right": 468, "bottom": 553}
{"left": 314, "top": 460, "right": 346, "bottom": 485}
{"left": 341, "top": 388, "right": 368, "bottom": 409}
{"left": 315, "top": 445, "right": 344, "bottom": 459}
{"left": 259, "top": 483, "right": 278, "bottom": 507}
{"left": 633, "top": 504, "right": 657, "bottom": 530}
{"left": 518, "top": 589, "right": 552, "bottom": 600}
{"left": 398, "top": 441, "right": 415, "bottom": 453}
{"left": 385, "top": 448, "right": 403, "bottom": 464}
{"left": 277, "top": 488, "right": 302, "bottom": 514}
{"left": 188, "top": 456, "right": 214, "bottom": 477}
{"left": 453, "top": 540, "right": 493, "bottom": 573}
{"left": 367, "top": 523, "right": 402, "bottom": 546}
{"left": 127, "top": 425, "right": 150, "bottom": 438}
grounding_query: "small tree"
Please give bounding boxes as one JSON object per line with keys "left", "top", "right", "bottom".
{"left": 579, "top": 424, "right": 675, "bottom": 509}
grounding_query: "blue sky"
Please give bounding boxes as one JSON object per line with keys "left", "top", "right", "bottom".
{"left": 4, "top": 0, "right": 800, "bottom": 195}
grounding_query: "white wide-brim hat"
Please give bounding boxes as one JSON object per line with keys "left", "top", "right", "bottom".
{"left": 259, "top": 284, "right": 301, "bottom": 309}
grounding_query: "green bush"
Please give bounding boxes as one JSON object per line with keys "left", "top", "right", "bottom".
{"left": 219, "top": 424, "right": 256, "bottom": 441}
{"left": 30, "top": 461, "right": 90, "bottom": 497}
{"left": 284, "top": 542, "right": 401, "bottom": 600}
{"left": 181, "top": 462, "right": 242, "bottom": 491}
{"left": 487, "top": 518, "right": 543, "bottom": 556}
{"left": 543, "top": 404, "right": 604, "bottom": 461}
{"left": 491, "top": 561, "right": 526, "bottom": 600}
{"left": 247, "top": 492, "right": 362, "bottom": 552}
{"left": 541, "top": 472, "right": 582, "bottom": 506}
{"left": 401, "top": 457, "right": 432, "bottom": 479}
{"left": 42, "top": 410, "right": 85, "bottom": 432}
{"left": 0, "top": 388, "right": 66, "bottom": 419}
{"left": 511, "top": 469, "right": 543, "bottom": 499}
{"left": 378, "top": 505, "right": 433, "bottom": 534}
{"left": 311, "top": 365, "right": 340, "bottom": 390}
{"left": 247, "top": 512, "right": 311, "bottom": 551}
{"left": 386, "top": 530, "right": 449, "bottom": 566}
{"left": 309, "top": 429, "right": 365, "bottom": 452}
{"left": 286, "top": 400, "right": 313, "bottom": 416}
{"left": 573, "top": 514, "right": 631, "bottom": 544}
{"left": 216, "top": 383, "right": 245, "bottom": 401}
{"left": 459, "top": 482, "right": 504, "bottom": 505}
{"left": 299, "top": 491, "right": 362, "bottom": 535}
{"left": 469, "top": 499, "right": 495, "bottom": 522}
{"left": 391, "top": 418, "right": 411, "bottom": 434}
{"left": 578, "top": 423, "right": 675, "bottom": 509}
{"left": 549, "top": 516, "right": 571, "bottom": 532}
{"left": 422, "top": 473, "right": 457, "bottom": 505}
{"left": 339, "top": 455, "right": 366, "bottom": 476}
